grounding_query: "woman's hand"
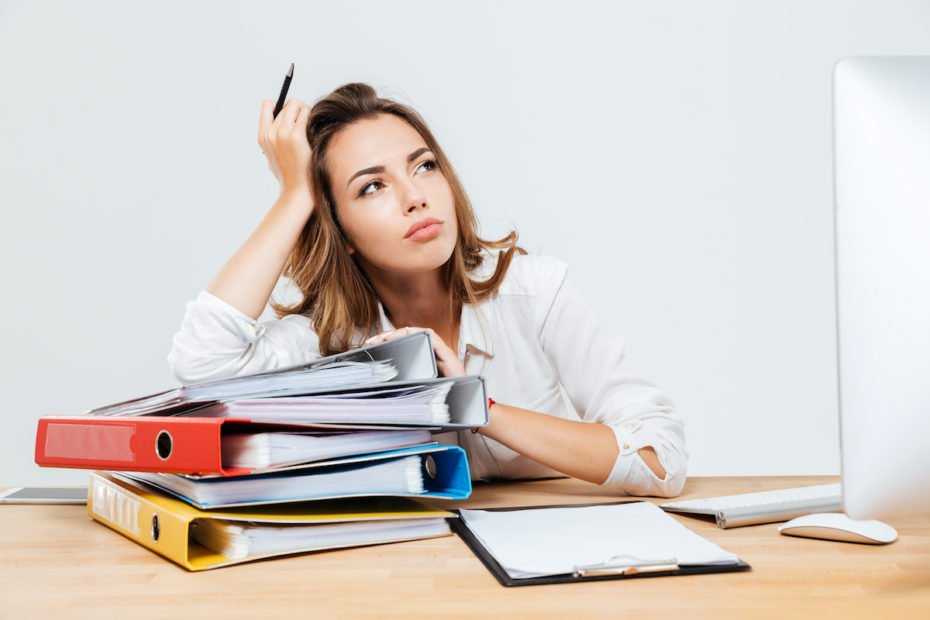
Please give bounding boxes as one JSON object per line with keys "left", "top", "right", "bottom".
{"left": 366, "top": 327, "right": 465, "bottom": 377}
{"left": 257, "top": 98, "right": 314, "bottom": 199}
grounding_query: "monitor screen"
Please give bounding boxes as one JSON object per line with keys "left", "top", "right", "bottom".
{"left": 834, "top": 56, "right": 930, "bottom": 520}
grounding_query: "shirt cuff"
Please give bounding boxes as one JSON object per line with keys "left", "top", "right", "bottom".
{"left": 603, "top": 422, "right": 687, "bottom": 497}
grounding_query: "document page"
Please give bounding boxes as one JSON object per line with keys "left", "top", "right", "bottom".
{"left": 459, "top": 502, "right": 740, "bottom": 579}
{"left": 194, "top": 381, "right": 454, "bottom": 425}
{"left": 192, "top": 517, "right": 451, "bottom": 560}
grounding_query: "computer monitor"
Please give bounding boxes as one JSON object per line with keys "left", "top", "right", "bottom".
{"left": 834, "top": 56, "right": 930, "bottom": 520}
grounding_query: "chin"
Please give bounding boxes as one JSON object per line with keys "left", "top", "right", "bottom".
{"left": 398, "top": 237, "right": 457, "bottom": 273}
{"left": 409, "top": 246, "right": 456, "bottom": 272}
{"left": 360, "top": 230, "right": 458, "bottom": 274}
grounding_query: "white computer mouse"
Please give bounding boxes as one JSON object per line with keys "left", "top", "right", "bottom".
{"left": 778, "top": 512, "right": 897, "bottom": 544}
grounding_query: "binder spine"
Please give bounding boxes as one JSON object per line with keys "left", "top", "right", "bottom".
{"left": 88, "top": 473, "right": 193, "bottom": 569}
{"left": 38, "top": 419, "right": 138, "bottom": 468}
{"left": 89, "top": 474, "right": 143, "bottom": 537}
{"left": 442, "top": 376, "right": 488, "bottom": 430}
{"left": 36, "top": 417, "right": 228, "bottom": 475}
{"left": 421, "top": 446, "right": 472, "bottom": 499}
{"left": 348, "top": 332, "right": 438, "bottom": 381}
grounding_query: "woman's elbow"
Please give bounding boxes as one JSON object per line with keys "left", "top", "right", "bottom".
{"left": 166, "top": 338, "right": 240, "bottom": 386}
{"left": 649, "top": 466, "right": 688, "bottom": 498}
{"left": 166, "top": 347, "right": 206, "bottom": 386}
{"left": 619, "top": 465, "right": 687, "bottom": 498}
{"left": 600, "top": 445, "right": 688, "bottom": 498}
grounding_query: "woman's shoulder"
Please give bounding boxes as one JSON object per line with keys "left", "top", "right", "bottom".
{"left": 474, "top": 249, "right": 568, "bottom": 297}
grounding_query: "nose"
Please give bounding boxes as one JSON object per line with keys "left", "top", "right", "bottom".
{"left": 400, "top": 179, "right": 428, "bottom": 214}
{"left": 406, "top": 199, "right": 427, "bottom": 214}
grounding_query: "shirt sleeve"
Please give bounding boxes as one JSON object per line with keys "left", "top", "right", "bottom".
{"left": 166, "top": 290, "right": 322, "bottom": 385}
{"left": 535, "top": 258, "right": 688, "bottom": 497}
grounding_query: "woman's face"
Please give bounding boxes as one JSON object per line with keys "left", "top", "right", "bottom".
{"left": 326, "top": 113, "right": 458, "bottom": 275}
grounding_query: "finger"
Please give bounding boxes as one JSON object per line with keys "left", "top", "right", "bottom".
{"left": 434, "top": 346, "right": 454, "bottom": 365}
{"left": 423, "top": 328, "right": 447, "bottom": 348}
{"left": 365, "top": 326, "right": 427, "bottom": 345}
{"left": 418, "top": 329, "right": 457, "bottom": 359}
{"left": 296, "top": 105, "right": 311, "bottom": 133}
{"left": 390, "top": 327, "right": 419, "bottom": 339}
{"left": 287, "top": 98, "right": 310, "bottom": 114}
{"left": 434, "top": 347, "right": 465, "bottom": 377}
{"left": 276, "top": 99, "right": 302, "bottom": 128}
{"left": 257, "top": 100, "right": 273, "bottom": 148}
{"left": 365, "top": 330, "right": 395, "bottom": 345}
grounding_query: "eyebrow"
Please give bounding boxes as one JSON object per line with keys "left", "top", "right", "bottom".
{"left": 345, "top": 147, "right": 433, "bottom": 190}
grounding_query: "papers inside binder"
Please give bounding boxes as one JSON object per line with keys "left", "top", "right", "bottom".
{"left": 88, "top": 473, "right": 458, "bottom": 571}
{"left": 220, "top": 429, "right": 433, "bottom": 469}
{"left": 190, "top": 517, "right": 451, "bottom": 560}
{"left": 123, "top": 453, "right": 436, "bottom": 508}
{"left": 185, "top": 381, "right": 455, "bottom": 426}
{"left": 88, "top": 360, "right": 399, "bottom": 417}
{"left": 183, "top": 361, "right": 399, "bottom": 400}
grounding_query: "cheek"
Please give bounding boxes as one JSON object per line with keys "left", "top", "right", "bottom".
{"left": 435, "top": 176, "right": 455, "bottom": 207}
{"left": 340, "top": 205, "right": 396, "bottom": 252}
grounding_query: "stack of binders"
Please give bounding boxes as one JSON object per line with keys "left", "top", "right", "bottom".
{"left": 35, "top": 333, "right": 487, "bottom": 570}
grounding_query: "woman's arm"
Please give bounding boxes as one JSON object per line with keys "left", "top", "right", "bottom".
{"left": 208, "top": 186, "right": 313, "bottom": 319}
{"left": 365, "top": 325, "right": 669, "bottom": 487}
{"left": 531, "top": 258, "right": 687, "bottom": 496}
{"left": 168, "top": 99, "right": 321, "bottom": 384}
{"left": 207, "top": 99, "right": 314, "bottom": 319}
{"left": 167, "top": 289, "right": 322, "bottom": 385}
{"left": 478, "top": 403, "right": 664, "bottom": 485}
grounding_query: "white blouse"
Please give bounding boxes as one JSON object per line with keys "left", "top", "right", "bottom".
{"left": 167, "top": 252, "right": 688, "bottom": 497}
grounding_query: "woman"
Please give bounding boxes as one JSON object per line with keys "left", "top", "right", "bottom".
{"left": 168, "top": 83, "right": 686, "bottom": 497}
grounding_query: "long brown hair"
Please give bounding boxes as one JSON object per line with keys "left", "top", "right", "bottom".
{"left": 271, "top": 82, "right": 524, "bottom": 355}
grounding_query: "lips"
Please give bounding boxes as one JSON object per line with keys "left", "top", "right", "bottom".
{"left": 405, "top": 218, "right": 444, "bottom": 240}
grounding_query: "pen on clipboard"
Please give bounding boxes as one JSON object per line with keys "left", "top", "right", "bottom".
{"left": 573, "top": 555, "right": 680, "bottom": 578}
{"left": 272, "top": 63, "right": 294, "bottom": 119}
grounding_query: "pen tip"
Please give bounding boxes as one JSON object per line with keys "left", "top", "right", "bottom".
{"left": 287, "top": 63, "right": 294, "bottom": 77}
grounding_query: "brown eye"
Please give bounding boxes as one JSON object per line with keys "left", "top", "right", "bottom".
{"left": 359, "top": 180, "right": 384, "bottom": 197}
{"left": 416, "top": 159, "right": 438, "bottom": 174}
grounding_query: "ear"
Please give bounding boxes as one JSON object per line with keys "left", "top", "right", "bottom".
{"left": 346, "top": 242, "right": 357, "bottom": 256}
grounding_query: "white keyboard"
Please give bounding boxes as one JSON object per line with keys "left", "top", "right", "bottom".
{"left": 660, "top": 483, "right": 843, "bottom": 528}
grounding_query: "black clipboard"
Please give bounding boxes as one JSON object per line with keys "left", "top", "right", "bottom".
{"left": 449, "top": 500, "right": 752, "bottom": 587}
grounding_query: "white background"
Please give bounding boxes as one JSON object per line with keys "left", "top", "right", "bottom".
{"left": 2, "top": 0, "right": 929, "bottom": 485}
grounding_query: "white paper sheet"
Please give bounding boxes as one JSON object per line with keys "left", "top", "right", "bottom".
{"left": 459, "top": 502, "right": 741, "bottom": 579}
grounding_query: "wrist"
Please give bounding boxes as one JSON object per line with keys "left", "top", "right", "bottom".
{"left": 279, "top": 183, "right": 312, "bottom": 200}
{"left": 474, "top": 398, "right": 500, "bottom": 436}
{"left": 277, "top": 186, "right": 314, "bottom": 214}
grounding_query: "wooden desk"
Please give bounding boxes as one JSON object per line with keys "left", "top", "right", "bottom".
{"left": 2, "top": 476, "right": 928, "bottom": 619}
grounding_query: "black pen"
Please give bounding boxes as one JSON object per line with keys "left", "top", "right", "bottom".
{"left": 272, "top": 63, "right": 294, "bottom": 119}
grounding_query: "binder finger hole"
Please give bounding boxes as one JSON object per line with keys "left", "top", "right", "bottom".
{"left": 150, "top": 514, "right": 160, "bottom": 543}
{"left": 423, "top": 455, "right": 437, "bottom": 480}
{"left": 155, "top": 431, "right": 173, "bottom": 460}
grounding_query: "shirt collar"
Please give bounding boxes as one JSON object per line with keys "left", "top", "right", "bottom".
{"left": 459, "top": 300, "right": 494, "bottom": 359}
{"left": 376, "top": 302, "right": 394, "bottom": 333}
